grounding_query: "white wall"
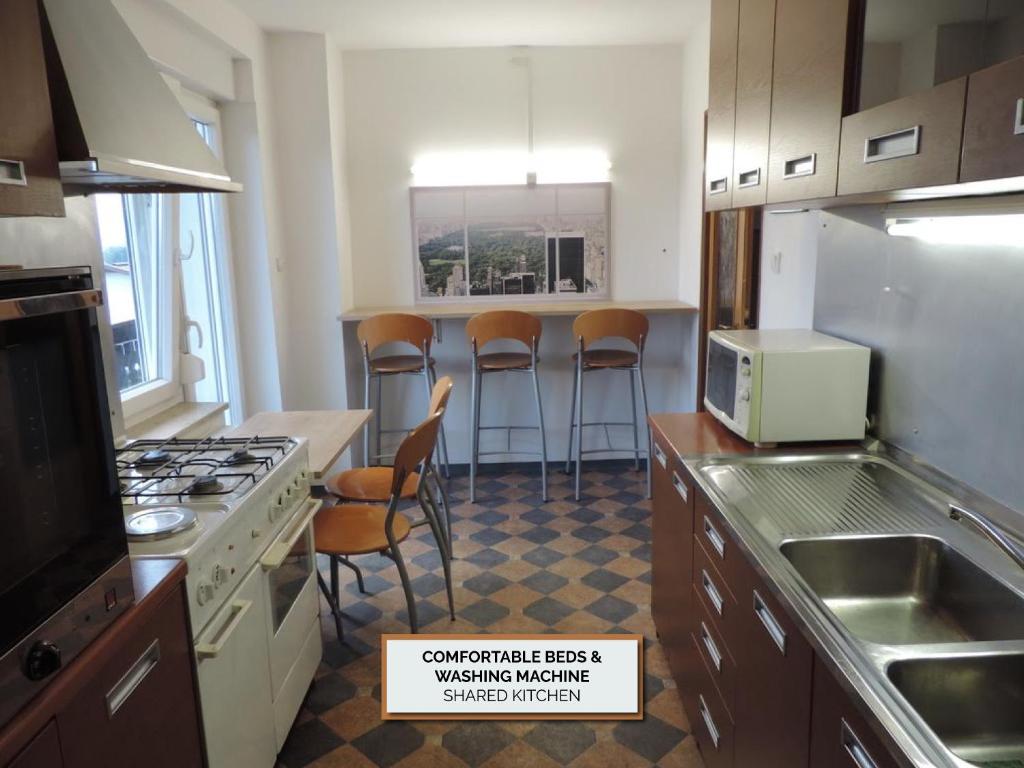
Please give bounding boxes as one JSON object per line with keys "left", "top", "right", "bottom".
{"left": 758, "top": 211, "right": 819, "bottom": 329}
{"left": 342, "top": 45, "right": 685, "bottom": 309}
{"left": 678, "top": 17, "right": 710, "bottom": 307}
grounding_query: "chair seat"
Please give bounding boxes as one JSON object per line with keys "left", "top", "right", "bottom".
{"left": 574, "top": 349, "right": 639, "bottom": 368}
{"left": 370, "top": 354, "right": 435, "bottom": 374}
{"left": 477, "top": 351, "right": 533, "bottom": 371}
{"left": 314, "top": 504, "right": 412, "bottom": 556}
{"left": 325, "top": 466, "right": 420, "bottom": 502}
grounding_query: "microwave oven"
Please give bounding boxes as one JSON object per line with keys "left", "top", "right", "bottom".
{"left": 704, "top": 329, "right": 870, "bottom": 444}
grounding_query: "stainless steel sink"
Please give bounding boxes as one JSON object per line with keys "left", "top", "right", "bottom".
{"left": 779, "top": 535, "right": 1024, "bottom": 645}
{"left": 887, "top": 654, "right": 1024, "bottom": 766}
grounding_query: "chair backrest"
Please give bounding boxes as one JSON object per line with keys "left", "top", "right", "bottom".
{"left": 466, "top": 310, "right": 542, "bottom": 351}
{"left": 428, "top": 375, "right": 454, "bottom": 418}
{"left": 572, "top": 308, "right": 649, "bottom": 351}
{"left": 357, "top": 313, "right": 433, "bottom": 355}
{"left": 390, "top": 411, "right": 444, "bottom": 498}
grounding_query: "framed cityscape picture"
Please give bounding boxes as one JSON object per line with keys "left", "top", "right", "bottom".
{"left": 411, "top": 183, "right": 610, "bottom": 303}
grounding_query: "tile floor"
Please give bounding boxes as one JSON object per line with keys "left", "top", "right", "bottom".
{"left": 276, "top": 462, "right": 705, "bottom": 768}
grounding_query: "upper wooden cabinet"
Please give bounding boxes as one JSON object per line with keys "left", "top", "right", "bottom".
{"left": 960, "top": 55, "right": 1024, "bottom": 183}
{"left": 705, "top": 0, "right": 741, "bottom": 212}
{"left": 731, "top": 0, "right": 777, "bottom": 208}
{"left": 765, "top": 0, "right": 856, "bottom": 204}
{"left": 0, "top": 0, "right": 64, "bottom": 218}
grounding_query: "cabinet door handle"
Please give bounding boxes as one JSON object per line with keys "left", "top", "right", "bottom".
{"left": 708, "top": 177, "right": 728, "bottom": 195}
{"left": 703, "top": 517, "right": 725, "bottom": 559}
{"left": 0, "top": 159, "right": 27, "bottom": 187}
{"left": 671, "top": 471, "right": 688, "bottom": 502}
{"left": 698, "top": 694, "right": 721, "bottom": 749}
{"left": 106, "top": 639, "right": 160, "bottom": 717}
{"left": 1015, "top": 98, "right": 1024, "bottom": 136}
{"left": 864, "top": 126, "right": 920, "bottom": 163}
{"left": 196, "top": 599, "right": 252, "bottom": 659}
{"left": 702, "top": 569, "right": 724, "bottom": 616}
{"left": 753, "top": 589, "right": 787, "bottom": 655}
{"left": 737, "top": 168, "right": 761, "bottom": 188}
{"left": 700, "top": 621, "right": 723, "bottom": 672}
{"left": 842, "top": 719, "right": 879, "bottom": 768}
{"left": 653, "top": 442, "right": 667, "bottom": 469}
{"left": 783, "top": 153, "right": 816, "bottom": 179}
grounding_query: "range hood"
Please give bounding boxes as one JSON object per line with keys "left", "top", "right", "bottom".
{"left": 39, "top": 0, "right": 241, "bottom": 195}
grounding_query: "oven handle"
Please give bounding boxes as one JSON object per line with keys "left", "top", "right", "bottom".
{"left": 0, "top": 289, "right": 103, "bottom": 321}
{"left": 260, "top": 497, "right": 320, "bottom": 571}
{"left": 195, "top": 600, "right": 251, "bottom": 660}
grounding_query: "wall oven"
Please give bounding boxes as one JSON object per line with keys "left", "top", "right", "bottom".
{"left": 0, "top": 267, "right": 132, "bottom": 727}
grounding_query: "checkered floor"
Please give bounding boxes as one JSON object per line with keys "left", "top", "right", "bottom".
{"left": 276, "top": 462, "right": 704, "bottom": 768}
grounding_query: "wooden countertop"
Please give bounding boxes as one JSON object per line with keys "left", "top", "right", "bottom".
{"left": 648, "top": 412, "right": 758, "bottom": 460}
{"left": 339, "top": 299, "right": 698, "bottom": 321}
{"left": 226, "top": 410, "right": 372, "bottom": 480}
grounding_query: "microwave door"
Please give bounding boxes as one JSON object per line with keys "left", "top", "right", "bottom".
{"left": 706, "top": 340, "right": 738, "bottom": 420}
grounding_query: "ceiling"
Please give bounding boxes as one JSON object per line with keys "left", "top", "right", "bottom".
{"left": 226, "top": 0, "right": 704, "bottom": 50}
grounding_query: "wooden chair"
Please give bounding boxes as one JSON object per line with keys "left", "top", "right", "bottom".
{"left": 466, "top": 310, "right": 548, "bottom": 502}
{"left": 565, "top": 308, "right": 651, "bottom": 501}
{"left": 357, "top": 313, "right": 450, "bottom": 476}
{"left": 314, "top": 410, "right": 453, "bottom": 637}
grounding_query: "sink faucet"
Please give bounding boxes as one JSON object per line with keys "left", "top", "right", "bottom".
{"left": 949, "top": 504, "right": 1024, "bottom": 569}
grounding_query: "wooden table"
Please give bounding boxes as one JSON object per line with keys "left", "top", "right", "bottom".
{"left": 227, "top": 410, "right": 372, "bottom": 481}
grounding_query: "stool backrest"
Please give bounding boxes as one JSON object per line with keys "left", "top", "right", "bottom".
{"left": 358, "top": 313, "right": 433, "bottom": 355}
{"left": 572, "top": 308, "right": 648, "bottom": 351}
{"left": 391, "top": 411, "right": 444, "bottom": 499}
{"left": 429, "top": 375, "right": 454, "bottom": 417}
{"left": 466, "top": 310, "right": 542, "bottom": 352}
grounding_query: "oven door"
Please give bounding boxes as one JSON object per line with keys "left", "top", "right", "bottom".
{"left": 260, "top": 498, "right": 321, "bottom": 697}
{"left": 704, "top": 334, "right": 749, "bottom": 439}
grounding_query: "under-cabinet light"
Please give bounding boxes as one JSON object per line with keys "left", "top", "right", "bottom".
{"left": 411, "top": 149, "right": 610, "bottom": 187}
{"left": 885, "top": 214, "right": 1024, "bottom": 247}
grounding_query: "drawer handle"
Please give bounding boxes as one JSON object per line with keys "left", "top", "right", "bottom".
{"left": 702, "top": 569, "right": 724, "bottom": 616}
{"left": 654, "top": 443, "right": 667, "bottom": 469}
{"left": 698, "top": 694, "right": 721, "bottom": 749}
{"left": 753, "top": 589, "right": 787, "bottom": 655}
{"left": 105, "top": 639, "right": 160, "bottom": 718}
{"left": 864, "top": 126, "right": 920, "bottom": 163}
{"left": 842, "top": 719, "right": 879, "bottom": 768}
{"left": 671, "top": 471, "right": 688, "bottom": 502}
{"left": 1015, "top": 98, "right": 1024, "bottom": 136}
{"left": 196, "top": 599, "right": 252, "bottom": 660}
{"left": 708, "top": 177, "right": 728, "bottom": 195}
{"left": 783, "top": 153, "right": 816, "bottom": 179}
{"left": 700, "top": 621, "right": 723, "bottom": 672}
{"left": 703, "top": 517, "right": 725, "bottom": 559}
{"left": 737, "top": 168, "right": 761, "bottom": 188}
{"left": 0, "top": 159, "right": 27, "bottom": 187}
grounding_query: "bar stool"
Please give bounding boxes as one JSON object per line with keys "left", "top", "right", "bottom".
{"left": 466, "top": 310, "right": 548, "bottom": 503}
{"left": 565, "top": 308, "right": 651, "bottom": 501}
{"left": 358, "top": 313, "right": 450, "bottom": 476}
{"left": 315, "top": 409, "right": 453, "bottom": 637}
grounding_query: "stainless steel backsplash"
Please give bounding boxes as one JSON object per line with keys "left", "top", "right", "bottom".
{"left": 814, "top": 205, "right": 1024, "bottom": 512}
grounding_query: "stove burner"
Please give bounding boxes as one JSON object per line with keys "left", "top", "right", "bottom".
{"left": 137, "top": 449, "right": 171, "bottom": 466}
{"left": 226, "top": 449, "right": 256, "bottom": 465}
{"left": 124, "top": 507, "right": 198, "bottom": 541}
{"left": 190, "top": 475, "right": 223, "bottom": 494}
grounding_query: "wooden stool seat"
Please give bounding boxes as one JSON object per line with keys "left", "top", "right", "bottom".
{"left": 369, "top": 354, "right": 436, "bottom": 374}
{"left": 326, "top": 466, "right": 420, "bottom": 502}
{"left": 476, "top": 351, "right": 533, "bottom": 371}
{"left": 573, "top": 349, "right": 639, "bottom": 369}
{"left": 314, "top": 504, "right": 412, "bottom": 556}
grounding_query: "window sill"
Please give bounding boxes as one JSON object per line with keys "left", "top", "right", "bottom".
{"left": 123, "top": 401, "right": 229, "bottom": 444}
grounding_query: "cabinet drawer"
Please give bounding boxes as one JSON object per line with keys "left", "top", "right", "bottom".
{"left": 8, "top": 721, "right": 62, "bottom": 768}
{"left": 692, "top": 583, "right": 737, "bottom": 718}
{"left": 838, "top": 78, "right": 967, "bottom": 195}
{"left": 689, "top": 635, "right": 735, "bottom": 768}
{"left": 731, "top": 0, "right": 777, "bottom": 208}
{"left": 706, "top": 0, "right": 741, "bottom": 211}
{"left": 57, "top": 588, "right": 203, "bottom": 768}
{"left": 961, "top": 55, "right": 1024, "bottom": 184}
{"left": 693, "top": 540, "right": 739, "bottom": 646}
{"left": 695, "top": 492, "right": 745, "bottom": 592}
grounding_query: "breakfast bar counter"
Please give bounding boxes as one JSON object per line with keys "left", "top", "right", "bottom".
{"left": 338, "top": 298, "right": 697, "bottom": 321}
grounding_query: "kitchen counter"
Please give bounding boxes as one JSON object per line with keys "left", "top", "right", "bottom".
{"left": 339, "top": 298, "right": 697, "bottom": 321}
{"left": 648, "top": 412, "right": 758, "bottom": 459}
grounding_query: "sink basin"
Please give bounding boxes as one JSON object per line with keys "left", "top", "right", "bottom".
{"left": 780, "top": 536, "right": 1024, "bottom": 645}
{"left": 888, "top": 654, "right": 1024, "bottom": 766}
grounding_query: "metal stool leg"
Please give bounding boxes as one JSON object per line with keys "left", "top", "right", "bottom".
{"left": 363, "top": 370, "right": 372, "bottom": 466}
{"left": 469, "top": 368, "right": 482, "bottom": 503}
{"left": 637, "top": 365, "right": 652, "bottom": 499}
{"left": 428, "top": 366, "right": 452, "bottom": 478}
{"left": 421, "top": 482, "right": 455, "bottom": 621}
{"left": 337, "top": 556, "right": 366, "bottom": 594}
{"left": 330, "top": 555, "right": 340, "bottom": 601}
{"left": 388, "top": 537, "right": 418, "bottom": 633}
{"left": 531, "top": 364, "right": 548, "bottom": 502}
{"left": 428, "top": 462, "right": 454, "bottom": 555}
{"left": 375, "top": 374, "right": 383, "bottom": 465}
{"left": 574, "top": 356, "right": 584, "bottom": 501}
{"left": 317, "top": 570, "right": 344, "bottom": 641}
{"left": 564, "top": 365, "right": 578, "bottom": 475}
{"left": 629, "top": 370, "right": 640, "bottom": 471}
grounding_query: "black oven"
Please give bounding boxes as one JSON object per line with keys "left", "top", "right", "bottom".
{"left": 0, "top": 267, "right": 133, "bottom": 727}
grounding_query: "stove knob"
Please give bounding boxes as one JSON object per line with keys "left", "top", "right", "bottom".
{"left": 23, "top": 641, "right": 61, "bottom": 681}
{"left": 196, "top": 582, "right": 215, "bottom": 606}
{"left": 212, "top": 564, "right": 228, "bottom": 587}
